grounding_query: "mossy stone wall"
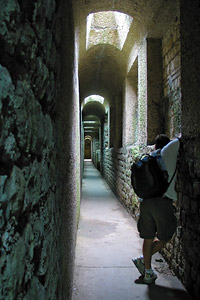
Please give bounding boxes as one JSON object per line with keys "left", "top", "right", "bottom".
{"left": 0, "top": 0, "right": 79, "bottom": 299}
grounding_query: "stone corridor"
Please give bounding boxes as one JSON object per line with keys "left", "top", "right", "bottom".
{"left": 0, "top": 0, "right": 200, "bottom": 299}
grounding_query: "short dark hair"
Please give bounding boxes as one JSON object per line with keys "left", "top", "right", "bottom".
{"left": 155, "top": 134, "right": 170, "bottom": 149}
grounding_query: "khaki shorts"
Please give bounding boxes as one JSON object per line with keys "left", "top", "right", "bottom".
{"left": 137, "top": 197, "right": 177, "bottom": 241}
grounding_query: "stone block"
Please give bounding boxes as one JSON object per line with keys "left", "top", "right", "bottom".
{"left": 2, "top": 235, "right": 26, "bottom": 297}
{"left": 193, "top": 181, "right": 200, "bottom": 195}
{"left": 24, "top": 276, "right": 45, "bottom": 300}
{"left": 182, "top": 195, "right": 190, "bottom": 210}
{"left": 2, "top": 166, "right": 25, "bottom": 219}
{"left": 0, "top": 65, "right": 14, "bottom": 99}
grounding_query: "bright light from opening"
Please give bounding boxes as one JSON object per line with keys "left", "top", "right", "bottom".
{"left": 84, "top": 121, "right": 97, "bottom": 124}
{"left": 86, "top": 11, "right": 133, "bottom": 50}
{"left": 84, "top": 95, "right": 104, "bottom": 105}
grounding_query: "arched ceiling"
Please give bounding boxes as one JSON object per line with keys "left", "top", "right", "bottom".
{"left": 82, "top": 101, "right": 106, "bottom": 121}
{"left": 73, "top": 0, "right": 179, "bottom": 102}
{"left": 82, "top": 101, "right": 105, "bottom": 136}
{"left": 79, "top": 44, "right": 126, "bottom": 100}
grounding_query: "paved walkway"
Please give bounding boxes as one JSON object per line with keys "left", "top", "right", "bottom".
{"left": 72, "top": 161, "right": 192, "bottom": 300}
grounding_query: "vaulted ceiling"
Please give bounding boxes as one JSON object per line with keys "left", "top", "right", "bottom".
{"left": 73, "top": 0, "right": 179, "bottom": 135}
{"left": 74, "top": 0, "right": 179, "bottom": 102}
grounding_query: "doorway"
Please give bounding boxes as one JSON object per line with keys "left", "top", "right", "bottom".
{"left": 84, "top": 136, "right": 92, "bottom": 159}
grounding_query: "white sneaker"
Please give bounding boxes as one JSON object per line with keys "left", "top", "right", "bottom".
{"left": 132, "top": 256, "right": 145, "bottom": 276}
{"left": 143, "top": 271, "right": 157, "bottom": 284}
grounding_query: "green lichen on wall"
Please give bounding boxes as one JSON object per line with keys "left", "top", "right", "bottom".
{"left": 0, "top": 0, "right": 64, "bottom": 299}
{"left": 131, "top": 145, "right": 140, "bottom": 161}
{"left": 131, "top": 193, "right": 138, "bottom": 207}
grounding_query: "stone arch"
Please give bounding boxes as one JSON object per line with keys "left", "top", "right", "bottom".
{"left": 82, "top": 99, "right": 106, "bottom": 168}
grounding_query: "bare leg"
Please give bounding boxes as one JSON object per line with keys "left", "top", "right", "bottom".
{"left": 152, "top": 239, "right": 167, "bottom": 255}
{"left": 143, "top": 239, "right": 153, "bottom": 269}
{"left": 143, "top": 239, "right": 167, "bottom": 269}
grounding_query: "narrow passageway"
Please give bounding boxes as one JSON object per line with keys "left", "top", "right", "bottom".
{"left": 72, "top": 162, "right": 191, "bottom": 300}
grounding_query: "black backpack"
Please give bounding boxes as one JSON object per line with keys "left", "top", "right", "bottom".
{"left": 131, "top": 150, "right": 176, "bottom": 199}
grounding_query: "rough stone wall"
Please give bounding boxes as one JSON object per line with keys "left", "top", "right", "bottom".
{"left": 162, "top": 22, "right": 181, "bottom": 137}
{"left": 174, "top": 1, "right": 200, "bottom": 298}
{"left": 0, "top": 1, "right": 79, "bottom": 299}
{"left": 103, "top": 145, "right": 151, "bottom": 219}
{"left": 57, "top": 0, "right": 80, "bottom": 298}
{"left": 158, "top": 18, "right": 196, "bottom": 293}
{"left": 114, "top": 93, "right": 123, "bottom": 149}
{"left": 137, "top": 40, "right": 147, "bottom": 145}
{"left": 102, "top": 17, "right": 200, "bottom": 300}
{"left": 123, "top": 79, "right": 138, "bottom": 145}
{"left": 147, "top": 38, "right": 163, "bottom": 144}
{"left": 92, "top": 137, "right": 100, "bottom": 169}
{"left": 115, "top": 147, "right": 136, "bottom": 214}
{"left": 160, "top": 5, "right": 200, "bottom": 298}
{"left": 159, "top": 20, "right": 183, "bottom": 283}
{"left": 101, "top": 115, "right": 108, "bottom": 175}
{"left": 104, "top": 148, "right": 116, "bottom": 190}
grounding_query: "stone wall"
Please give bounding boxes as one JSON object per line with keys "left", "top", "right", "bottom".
{"left": 115, "top": 147, "right": 137, "bottom": 215}
{"left": 57, "top": 0, "right": 80, "bottom": 298}
{"left": 175, "top": 1, "right": 200, "bottom": 298}
{"left": 92, "top": 137, "right": 100, "bottom": 169}
{"left": 0, "top": 0, "right": 79, "bottom": 299}
{"left": 162, "top": 22, "right": 181, "bottom": 137}
{"left": 158, "top": 19, "right": 200, "bottom": 297}
{"left": 102, "top": 18, "right": 200, "bottom": 300}
{"left": 158, "top": 19, "right": 183, "bottom": 283}
{"left": 160, "top": 5, "right": 200, "bottom": 297}
{"left": 103, "top": 145, "right": 150, "bottom": 219}
{"left": 147, "top": 38, "right": 163, "bottom": 144}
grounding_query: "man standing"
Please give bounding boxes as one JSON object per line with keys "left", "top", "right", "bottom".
{"left": 133, "top": 134, "right": 181, "bottom": 284}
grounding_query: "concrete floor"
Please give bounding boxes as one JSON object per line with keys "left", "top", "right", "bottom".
{"left": 72, "top": 161, "right": 192, "bottom": 300}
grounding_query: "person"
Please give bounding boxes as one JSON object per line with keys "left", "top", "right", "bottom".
{"left": 132, "top": 134, "right": 181, "bottom": 284}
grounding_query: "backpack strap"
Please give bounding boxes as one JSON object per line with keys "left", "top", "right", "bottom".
{"left": 168, "top": 165, "right": 177, "bottom": 187}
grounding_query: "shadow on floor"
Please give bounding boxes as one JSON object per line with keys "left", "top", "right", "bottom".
{"left": 147, "top": 284, "right": 193, "bottom": 300}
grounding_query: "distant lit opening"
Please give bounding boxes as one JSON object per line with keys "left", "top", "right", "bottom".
{"left": 84, "top": 95, "right": 104, "bottom": 105}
